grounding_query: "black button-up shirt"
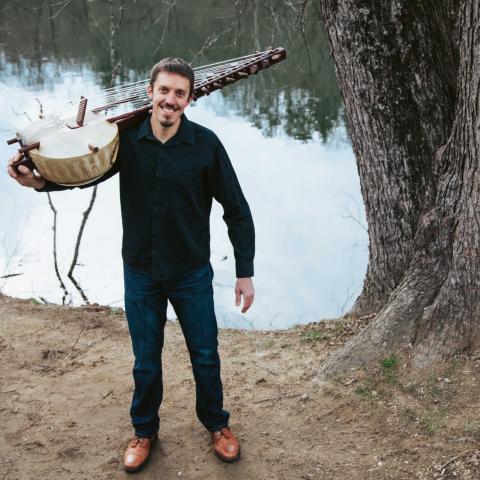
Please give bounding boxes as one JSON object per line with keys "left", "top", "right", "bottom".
{"left": 38, "top": 114, "right": 255, "bottom": 280}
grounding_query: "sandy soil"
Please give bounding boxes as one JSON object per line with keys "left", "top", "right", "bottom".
{"left": 1, "top": 294, "right": 480, "bottom": 480}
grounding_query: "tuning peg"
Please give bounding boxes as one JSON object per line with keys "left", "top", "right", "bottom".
{"left": 225, "top": 77, "right": 236, "bottom": 83}
{"left": 249, "top": 65, "right": 259, "bottom": 74}
{"left": 236, "top": 72, "right": 249, "bottom": 78}
{"left": 201, "top": 87, "right": 210, "bottom": 95}
{"left": 272, "top": 54, "right": 281, "bottom": 61}
{"left": 212, "top": 82, "right": 223, "bottom": 89}
{"left": 261, "top": 59, "right": 270, "bottom": 68}
{"left": 19, "top": 142, "right": 40, "bottom": 153}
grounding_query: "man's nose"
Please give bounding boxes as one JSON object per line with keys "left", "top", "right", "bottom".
{"left": 164, "top": 91, "right": 176, "bottom": 103}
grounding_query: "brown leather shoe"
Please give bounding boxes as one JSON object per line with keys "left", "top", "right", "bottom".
{"left": 211, "top": 427, "right": 240, "bottom": 462}
{"left": 123, "top": 433, "right": 158, "bottom": 473}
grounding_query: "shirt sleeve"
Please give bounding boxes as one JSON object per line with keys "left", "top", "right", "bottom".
{"left": 209, "top": 136, "right": 255, "bottom": 278}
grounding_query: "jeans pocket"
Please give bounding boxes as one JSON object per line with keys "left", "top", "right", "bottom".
{"left": 175, "top": 263, "right": 212, "bottom": 293}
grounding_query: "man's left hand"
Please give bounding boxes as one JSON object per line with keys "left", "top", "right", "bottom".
{"left": 235, "top": 277, "right": 254, "bottom": 313}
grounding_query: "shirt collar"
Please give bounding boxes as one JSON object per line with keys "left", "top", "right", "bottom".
{"left": 137, "top": 113, "right": 195, "bottom": 146}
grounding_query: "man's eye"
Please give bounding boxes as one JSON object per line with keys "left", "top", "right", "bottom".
{"left": 176, "top": 92, "right": 185, "bottom": 98}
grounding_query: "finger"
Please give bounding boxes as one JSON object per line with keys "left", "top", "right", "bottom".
{"left": 235, "top": 289, "right": 241, "bottom": 307}
{"left": 18, "top": 165, "right": 33, "bottom": 176}
{"left": 9, "top": 152, "right": 22, "bottom": 166}
{"left": 7, "top": 164, "right": 17, "bottom": 179}
{"left": 241, "top": 294, "right": 254, "bottom": 313}
{"left": 7, "top": 154, "right": 20, "bottom": 178}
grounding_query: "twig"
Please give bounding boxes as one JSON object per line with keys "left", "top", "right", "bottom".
{"left": 101, "top": 389, "right": 113, "bottom": 400}
{"left": 31, "top": 0, "right": 70, "bottom": 9}
{"left": 0, "top": 273, "right": 23, "bottom": 279}
{"left": 252, "top": 360, "right": 279, "bottom": 375}
{"left": 47, "top": 193, "right": 71, "bottom": 305}
{"left": 295, "top": 0, "right": 309, "bottom": 29}
{"left": 35, "top": 97, "right": 44, "bottom": 119}
{"left": 66, "top": 4, "right": 122, "bottom": 305}
{"left": 439, "top": 449, "right": 476, "bottom": 471}
{"left": 48, "top": 0, "right": 74, "bottom": 19}
{"left": 151, "top": 0, "right": 176, "bottom": 26}
{"left": 63, "top": 326, "right": 88, "bottom": 361}
{"left": 67, "top": 186, "right": 97, "bottom": 304}
{"left": 71, "top": 326, "right": 88, "bottom": 350}
{"left": 152, "top": 0, "right": 177, "bottom": 55}
{"left": 254, "top": 393, "right": 303, "bottom": 404}
{"left": 39, "top": 296, "right": 55, "bottom": 305}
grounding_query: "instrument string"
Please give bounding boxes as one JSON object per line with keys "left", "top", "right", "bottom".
{"left": 79, "top": 52, "right": 263, "bottom": 104}
{"left": 88, "top": 51, "right": 266, "bottom": 102}
{"left": 77, "top": 51, "right": 269, "bottom": 108}
{"left": 19, "top": 50, "right": 277, "bottom": 143}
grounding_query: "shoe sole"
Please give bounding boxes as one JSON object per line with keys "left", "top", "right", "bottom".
{"left": 214, "top": 447, "right": 241, "bottom": 463}
{"left": 124, "top": 434, "right": 158, "bottom": 473}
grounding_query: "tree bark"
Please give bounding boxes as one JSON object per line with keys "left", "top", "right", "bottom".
{"left": 317, "top": 0, "right": 480, "bottom": 377}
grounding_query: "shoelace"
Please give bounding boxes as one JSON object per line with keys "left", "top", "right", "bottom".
{"left": 213, "top": 428, "right": 233, "bottom": 440}
{"left": 130, "top": 436, "right": 149, "bottom": 448}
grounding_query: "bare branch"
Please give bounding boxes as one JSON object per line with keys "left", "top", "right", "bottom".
{"left": 48, "top": 0, "right": 75, "bottom": 19}
{"left": 66, "top": 5, "right": 123, "bottom": 305}
{"left": 30, "top": 0, "right": 71, "bottom": 10}
{"left": 67, "top": 185, "right": 97, "bottom": 304}
{"left": 46, "top": 193, "right": 72, "bottom": 305}
{"left": 189, "top": 26, "right": 235, "bottom": 66}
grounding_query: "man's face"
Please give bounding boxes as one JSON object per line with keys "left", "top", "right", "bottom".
{"left": 148, "top": 71, "right": 192, "bottom": 129}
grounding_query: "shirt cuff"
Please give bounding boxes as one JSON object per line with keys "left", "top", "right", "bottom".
{"left": 236, "top": 258, "right": 254, "bottom": 278}
{"left": 35, "top": 180, "right": 64, "bottom": 192}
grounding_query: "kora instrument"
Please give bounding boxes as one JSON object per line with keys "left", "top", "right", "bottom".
{"left": 8, "top": 48, "right": 287, "bottom": 186}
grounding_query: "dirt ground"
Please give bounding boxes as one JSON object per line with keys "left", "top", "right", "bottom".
{"left": 1, "top": 294, "right": 480, "bottom": 480}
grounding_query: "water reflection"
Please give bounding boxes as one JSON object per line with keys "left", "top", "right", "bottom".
{"left": 0, "top": 0, "right": 342, "bottom": 142}
{"left": 0, "top": 1, "right": 367, "bottom": 329}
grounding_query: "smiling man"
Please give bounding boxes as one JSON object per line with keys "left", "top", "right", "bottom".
{"left": 7, "top": 58, "right": 255, "bottom": 471}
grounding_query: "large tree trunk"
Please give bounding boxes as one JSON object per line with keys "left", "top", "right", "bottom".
{"left": 317, "top": 0, "right": 480, "bottom": 377}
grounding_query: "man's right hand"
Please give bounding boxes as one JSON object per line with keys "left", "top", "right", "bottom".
{"left": 7, "top": 152, "right": 46, "bottom": 190}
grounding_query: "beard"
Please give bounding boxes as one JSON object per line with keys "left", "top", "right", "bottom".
{"left": 160, "top": 120, "right": 174, "bottom": 128}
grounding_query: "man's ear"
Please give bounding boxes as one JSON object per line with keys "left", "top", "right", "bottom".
{"left": 147, "top": 84, "right": 153, "bottom": 100}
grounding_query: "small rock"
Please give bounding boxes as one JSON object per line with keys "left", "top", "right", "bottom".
{"left": 443, "top": 377, "right": 452, "bottom": 383}
{"left": 301, "top": 393, "right": 309, "bottom": 400}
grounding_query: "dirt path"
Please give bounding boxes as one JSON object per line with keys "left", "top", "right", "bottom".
{"left": 1, "top": 294, "right": 480, "bottom": 479}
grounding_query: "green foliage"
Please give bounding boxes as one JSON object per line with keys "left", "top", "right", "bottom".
{"left": 419, "top": 408, "right": 448, "bottom": 436}
{"left": 305, "top": 331, "right": 329, "bottom": 341}
{"left": 380, "top": 355, "right": 398, "bottom": 383}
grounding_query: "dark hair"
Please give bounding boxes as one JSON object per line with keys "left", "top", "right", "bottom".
{"left": 150, "top": 57, "right": 195, "bottom": 98}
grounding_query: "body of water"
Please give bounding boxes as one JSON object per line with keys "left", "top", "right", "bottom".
{"left": 0, "top": 1, "right": 368, "bottom": 329}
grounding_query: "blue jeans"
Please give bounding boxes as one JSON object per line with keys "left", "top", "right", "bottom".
{"left": 123, "top": 262, "right": 229, "bottom": 437}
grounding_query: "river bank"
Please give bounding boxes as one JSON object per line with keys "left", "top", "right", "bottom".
{"left": 1, "top": 294, "right": 479, "bottom": 479}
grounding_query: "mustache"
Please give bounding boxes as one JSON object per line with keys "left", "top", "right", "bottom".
{"left": 159, "top": 103, "right": 178, "bottom": 111}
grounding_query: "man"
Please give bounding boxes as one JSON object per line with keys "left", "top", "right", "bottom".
{"left": 7, "top": 58, "right": 255, "bottom": 471}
